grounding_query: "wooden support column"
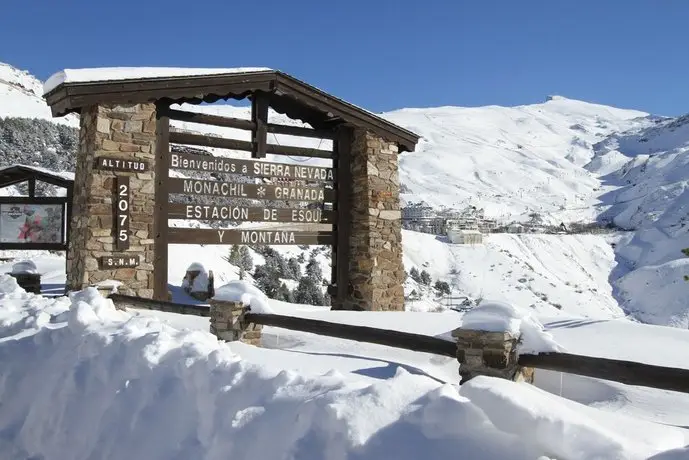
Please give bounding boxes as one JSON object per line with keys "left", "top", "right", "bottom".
{"left": 331, "top": 126, "right": 353, "bottom": 310}
{"left": 251, "top": 92, "right": 269, "bottom": 159}
{"left": 27, "top": 178, "right": 36, "bottom": 197}
{"left": 153, "top": 106, "right": 170, "bottom": 300}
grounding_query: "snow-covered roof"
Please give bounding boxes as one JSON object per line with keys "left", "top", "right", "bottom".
{"left": 44, "top": 67, "right": 273, "bottom": 95}
{"left": 0, "top": 164, "right": 74, "bottom": 187}
{"left": 43, "top": 66, "right": 420, "bottom": 152}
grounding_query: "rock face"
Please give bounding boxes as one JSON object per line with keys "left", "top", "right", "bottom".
{"left": 66, "top": 103, "right": 157, "bottom": 297}
{"left": 343, "top": 129, "right": 405, "bottom": 311}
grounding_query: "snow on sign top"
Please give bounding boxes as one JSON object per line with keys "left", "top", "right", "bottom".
{"left": 43, "top": 66, "right": 274, "bottom": 95}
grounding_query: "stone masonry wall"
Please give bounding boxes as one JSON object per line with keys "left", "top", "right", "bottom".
{"left": 345, "top": 129, "right": 405, "bottom": 311}
{"left": 66, "top": 103, "right": 157, "bottom": 297}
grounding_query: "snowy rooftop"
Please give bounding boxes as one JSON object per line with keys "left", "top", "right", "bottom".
{"left": 44, "top": 67, "right": 273, "bottom": 95}
{"left": 0, "top": 164, "right": 74, "bottom": 185}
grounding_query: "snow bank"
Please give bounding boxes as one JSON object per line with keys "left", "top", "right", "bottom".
{"left": 44, "top": 66, "right": 273, "bottom": 94}
{"left": 214, "top": 280, "right": 274, "bottom": 314}
{"left": 0, "top": 276, "right": 686, "bottom": 460}
{"left": 461, "top": 301, "right": 564, "bottom": 354}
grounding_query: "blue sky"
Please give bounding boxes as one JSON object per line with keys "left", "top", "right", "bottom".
{"left": 2, "top": 0, "right": 688, "bottom": 116}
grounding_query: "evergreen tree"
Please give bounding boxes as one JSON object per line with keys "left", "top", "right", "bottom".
{"left": 276, "top": 283, "right": 293, "bottom": 302}
{"left": 420, "top": 269, "right": 432, "bottom": 286}
{"left": 227, "top": 245, "right": 241, "bottom": 265}
{"left": 434, "top": 280, "right": 451, "bottom": 295}
{"left": 294, "top": 276, "right": 325, "bottom": 305}
{"left": 253, "top": 265, "right": 281, "bottom": 298}
{"left": 306, "top": 255, "right": 322, "bottom": 282}
{"left": 239, "top": 246, "right": 254, "bottom": 271}
{"left": 297, "top": 253, "right": 305, "bottom": 264}
{"left": 409, "top": 267, "right": 421, "bottom": 283}
{"left": 287, "top": 257, "right": 302, "bottom": 280}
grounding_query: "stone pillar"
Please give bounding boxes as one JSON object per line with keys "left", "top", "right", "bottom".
{"left": 452, "top": 328, "right": 535, "bottom": 384}
{"left": 344, "top": 130, "right": 405, "bottom": 311}
{"left": 67, "top": 103, "right": 157, "bottom": 297}
{"left": 209, "top": 299, "right": 262, "bottom": 346}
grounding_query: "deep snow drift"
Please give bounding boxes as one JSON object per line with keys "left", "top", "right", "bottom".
{"left": 1, "top": 276, "right": 688, "bottom": 460}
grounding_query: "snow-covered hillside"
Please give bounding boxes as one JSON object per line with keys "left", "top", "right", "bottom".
{"left": 384, "top": 96, "right": 651, "bottom": 223}
{"left": 589, "top": 115, "right": 689, "bottom": 327}
{"left": 0, "top": 63, "right": 78, "bottom": 126}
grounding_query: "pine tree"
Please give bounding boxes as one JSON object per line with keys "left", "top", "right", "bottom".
{"left": 276, "top": 283, "right": 293, "bottom": 302}
{"left": 239, "top": 246, "right": 254, "bottom": 271}
{"left": 306, "top": 255, "right": 322, "bottom": 282}
{"left": 287, "top": 257, "right": 301, "bottom": 280}
{"left": 294, "top": 276, "right": 325, "bottom": 305}
{"left": 227, "top": 245, "right": 241, "bottom": 265}
{"left": 434, "top": 280, "right": 451, "bottom": 295}
{"left": 253, "top": 265, "right": 281, "bottom": 298}
{"left": 420, "top": 269, "right": 432, "bottom": 286}
{"left": 409, "top": 267, "right": 421, "bottom": 283}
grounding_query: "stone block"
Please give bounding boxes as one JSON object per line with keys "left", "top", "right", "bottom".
{"left": 97, "top": 118, "right": 111, "bottom": 134}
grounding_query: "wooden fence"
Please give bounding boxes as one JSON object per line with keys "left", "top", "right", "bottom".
{"left": 109, "top": 294, "right": 689, "bottom": 394}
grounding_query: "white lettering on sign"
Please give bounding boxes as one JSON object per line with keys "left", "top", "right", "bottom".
{"left": 101, "top": 256, "right": 139, "bottom": 268}
{"left": 182, "top": 180, "right": 248, "bottom": 197}
{"left": 273, "top": 187, "right": 325, "bottom": 201}
{"left": 290, "top": 208, "right": 322, "bottom": 222}
{"left": 115, "top": 176, "right": 130, "bottom": 250}
{"left": 240, "top": 231, "right": 296, "bottom": 244}
{"left": 168, "top": 152, "right": 333, "bottom": 181}
{"left": 99, "top": 157, "right": 147, "bottom": 171}
{"left": 184, "top": 205, "right": 249, "bottom": 220}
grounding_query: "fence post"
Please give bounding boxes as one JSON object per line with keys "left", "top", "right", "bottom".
{"left": 452, "top": 328, "right": 534, "bottom": 384}
{"left": 209, "top": 299, "right": 262, "bottom": 346}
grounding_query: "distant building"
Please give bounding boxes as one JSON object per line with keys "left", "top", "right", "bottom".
{"left": 448, "top": 229, "right": 483, "bottom": 245}
{"left": 402, "top": 205, "right": 435, "bottom": 220}
{"left": 507, "top": 223, "right": 524, "bottom": 233}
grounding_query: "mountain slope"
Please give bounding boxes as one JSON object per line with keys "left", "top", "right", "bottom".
{"left": 0, "top": 63, "right": 78, "bottom": 126}
{"left": 589, "top": 116, "right": 689, "bottom": 327}
{"left": 384, "top": 97, "right": 650, "bottom": 223}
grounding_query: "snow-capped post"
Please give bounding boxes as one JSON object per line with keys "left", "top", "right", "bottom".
{"left": 452, "top": 328, "right": 533, "bottom": 384}
{"left": 209, "top": 299, "right": 262, "bottom": 345}
{"left": 8, "top": 261, "right": 41, "bottom": 294}
{"left": 208, "top": 281, "right": 271, "bottom": 346}
{"left": 450, "top": 301, "right": 562, "bottom": 384}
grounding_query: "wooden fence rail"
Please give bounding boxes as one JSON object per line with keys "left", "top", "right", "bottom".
{"left": 245, "top": 313, "right": 458, "bottom": 358}
{"left": 108, "top": 294, "right": 689, "bottom": 394}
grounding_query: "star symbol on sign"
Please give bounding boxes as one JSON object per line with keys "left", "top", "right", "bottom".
{"left": 257, "top": 186, "right": 266, "bottom": 198}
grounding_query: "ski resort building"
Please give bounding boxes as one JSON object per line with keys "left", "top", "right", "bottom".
{"left": 447, "top": 229, "right": 483, "bottom": 244}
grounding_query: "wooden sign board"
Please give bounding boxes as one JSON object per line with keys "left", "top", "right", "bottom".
{"left": 168, "top": 151, "right": 334, "bottom": 182}
{"left": 168, "top": 203, "right": 335, "bottom": 224}
{"left": 115, "top": 176, "right": 130, "bottom": 250}
{"left": 98, "top": 255, "right": 140, "bottom": 269}
{"left": 95, "top": 156, "right": 149, "bottom": 172}
{"left": 167, "top": 228, "right": 333, "bottom": 245}
{"left": 168, "top": 178, "right": 334, "bottom": 202}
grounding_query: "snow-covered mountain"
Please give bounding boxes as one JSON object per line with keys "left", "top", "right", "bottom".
{"left": 2, "top": 61, "right": 689, "bottom": 327}
{"left": 384, "top": 96, "right": 651, "bottom": 223}
{"left": 588, "top": 116, "right": 689, "bottom": 327}
{"left": 0, "top": 62, "right": 78, "bottom": 126}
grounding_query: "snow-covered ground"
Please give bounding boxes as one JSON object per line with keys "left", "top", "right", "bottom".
{"left": 1, "top": 274, "right": 689, "bottom": 459}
